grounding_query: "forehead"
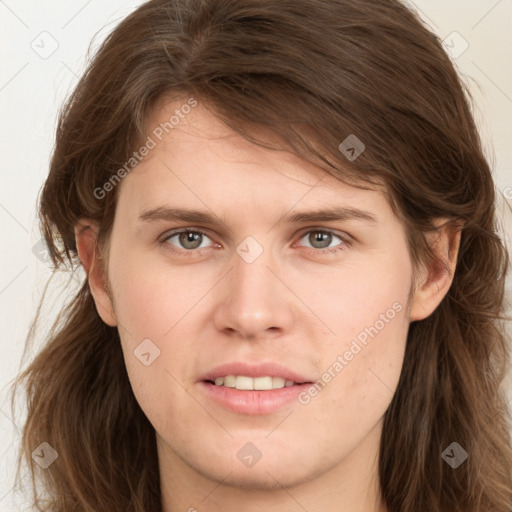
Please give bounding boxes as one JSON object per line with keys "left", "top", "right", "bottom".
{"left": 118, "top": 96, "right": 390, "bottom": 221}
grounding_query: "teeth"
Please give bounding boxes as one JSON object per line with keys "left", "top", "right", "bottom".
{"left": 271, "top": 377, "right": 285, "bottom": 389}
{"left": 223, "top": 375, "right": 236, "bottom": 387}
{"left": 253, "top": 376, "right": 272, "bottom": 390}
{"left": 236, "top": 376, "right": 253, "bottom": 390}
{"left": 212, "top": 375, "right": 296, "bottom": 390}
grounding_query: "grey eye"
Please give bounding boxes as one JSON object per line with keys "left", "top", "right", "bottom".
{"left": 164, "top": 230, "right": 213, "bottom": 250}
{"left": 300, "top": 230, "right": 343, "bottom": 250}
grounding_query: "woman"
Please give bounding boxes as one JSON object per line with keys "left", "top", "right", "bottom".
{"left": 12, "top": 0, "right": 512, "bottom": 510}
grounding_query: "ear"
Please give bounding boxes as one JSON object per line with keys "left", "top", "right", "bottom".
{"left": 409, "top": 219, "right": 463, "bottom": 322}
{"left": 75, "top": 218, "right": 118, "bottom": 327}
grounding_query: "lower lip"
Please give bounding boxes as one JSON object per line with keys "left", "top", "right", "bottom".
{"left": 198, "top": 381, "right": 312, "bottom": 415}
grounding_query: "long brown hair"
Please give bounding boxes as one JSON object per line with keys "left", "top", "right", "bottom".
{"left": 11, "top": 0, "right": 512, "bottom": 510}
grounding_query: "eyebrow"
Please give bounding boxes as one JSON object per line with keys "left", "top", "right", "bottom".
{"left": 138, "top": 206, "right": 378, "bottom": 229}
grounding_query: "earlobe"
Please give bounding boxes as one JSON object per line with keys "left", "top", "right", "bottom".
{"left": 75, "top": 218, "right": 118, "bottom": 327}
{"left": 409, "top": 220, "right": 463, "bottom": 322}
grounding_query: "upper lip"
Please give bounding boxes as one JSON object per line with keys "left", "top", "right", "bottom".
{"left": 199, "top": 362, "right": 313, "bottom": 384}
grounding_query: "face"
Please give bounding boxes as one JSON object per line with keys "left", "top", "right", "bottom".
{"left": 96, "top": 97, "right": 416, "bottom": 490}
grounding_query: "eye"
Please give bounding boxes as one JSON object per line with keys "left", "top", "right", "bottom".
{"left": 160, "top": 227, "right": 350, "bottom": 257}
{"left": 162, "top": 229, "right": 216, "bottom": 252}
{"left": 296, "top": 229, "right": 349, "bottom": 253}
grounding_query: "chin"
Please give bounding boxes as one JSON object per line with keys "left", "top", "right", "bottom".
{"left": 185, "top": 447, "right": 323, "bottom": 491}
{"left": 199, "top": 462, "right": 314, "bottom": 491}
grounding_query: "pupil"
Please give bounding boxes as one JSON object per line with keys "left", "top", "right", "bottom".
{"left": 180, "top": 231, "right": 201, "bottom": 249}
{"left": 310, "top": 231, "right": 331, "bottom": 249}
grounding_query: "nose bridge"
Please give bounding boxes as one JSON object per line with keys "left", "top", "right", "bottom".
{"left": 232, "top": 236, "right": 277, "bottom": 310}
{"left": 233, "top": 243, "right": 273, "bottom": 301}
{"left": 213, "top": 236, "right": 293, "bottom": 337}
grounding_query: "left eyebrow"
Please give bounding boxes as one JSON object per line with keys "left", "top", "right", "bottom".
{"left": 137, "top": 205, "right": 378, "bottom": 230}
{"left": 278, "top": 207, "right": 378, "bottom": 225}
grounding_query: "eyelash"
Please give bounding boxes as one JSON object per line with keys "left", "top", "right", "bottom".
{"left": 160, "top": 228, "right": 352, "bottom": 257}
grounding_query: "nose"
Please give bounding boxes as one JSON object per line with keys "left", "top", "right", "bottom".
{"left": 212, "top": 241, "right": 295, "bottom": 340}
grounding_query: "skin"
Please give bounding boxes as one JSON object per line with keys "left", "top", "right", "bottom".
{"left": 76, "top": 97, "right": 461, "bottom": 512}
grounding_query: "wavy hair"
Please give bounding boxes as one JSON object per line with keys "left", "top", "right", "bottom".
{"left": 11, "top": 0, "right": 512, "bottom": 510}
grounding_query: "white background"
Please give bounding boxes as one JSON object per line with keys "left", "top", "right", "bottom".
{"left": 0, "top": 0, "right": 511, "bottom": 509}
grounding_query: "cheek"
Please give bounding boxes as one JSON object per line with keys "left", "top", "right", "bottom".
{"left": 297, "top": 253, "right": 412, "bottom": 413}
{"left": 110, "top": 266, "right": 200, "bottom": 433}
{"left": 107, "top": 251, "right": 210, "bottom": 414}
{"left": 108, "top": 249, "right": 206, "bottom": 342}
{"left": 290, "top": 247, "right": 412, "bottom": 343}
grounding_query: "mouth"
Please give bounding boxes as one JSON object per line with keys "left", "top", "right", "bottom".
{"left": 198, "top": 362, "right": 314, "bottom": 415}
{"left": 204, "top": 375, "right": 306, "bottom": 390}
